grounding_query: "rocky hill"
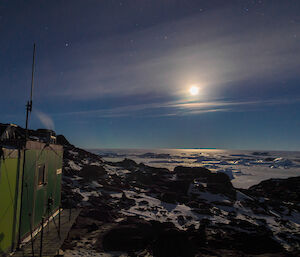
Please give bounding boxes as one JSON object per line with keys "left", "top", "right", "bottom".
{"left": 59, "top": 138, "right": 300, "bottom": 256}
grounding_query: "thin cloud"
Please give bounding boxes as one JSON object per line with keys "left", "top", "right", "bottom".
{"left": 38, "top": 6, "right": 300, "bottom": 101}
{"left": 52, "top": 97, "right": 300, "bottom": 118}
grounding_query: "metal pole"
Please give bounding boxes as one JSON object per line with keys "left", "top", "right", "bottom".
{"left": 47, "top": 206, "right": 50, "bottom": 234}
{"left": 58, "top": 206, "right": 61, "bottom": 238}
{"left": 29, "top": 213, "right": 35, "bottom": 257}
{"left": 17, "top": 147, "right": 27, "bottom": 246}
{"left": 11, "top": 149, "right": 22, "bottom": 251}
{"left": 18, "top": 43, "right": 36, "bottom": 246}
{"left": 30, "top": 43, "right": 36, "bottom": 103}
{"left": 50, "top": 207, "right": 60, "bottom": 239}
{"left": 40, "top": 216, "right": 44, "bottom": 257}
{"left": 25, "top": 43, "right": 35, "bottom": 136}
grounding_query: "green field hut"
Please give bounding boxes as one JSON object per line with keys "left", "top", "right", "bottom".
{"left": 0, "top": 124, "right": 63, "bottom": 255}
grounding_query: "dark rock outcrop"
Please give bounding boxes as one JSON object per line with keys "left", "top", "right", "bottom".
{"left": 100, "top": 217, "right": 196, "bottom": 257}
{"left": 56, "top": 134, "right": 72, "bottom": 146}
{"left": 175, "top": 166, "right": 236, "bottom": 199}
{"left": 248, "top": 177, "right": 300, "bottom": 203}
{"left": 79, "top": 165, "right": 106, "bottom": 182}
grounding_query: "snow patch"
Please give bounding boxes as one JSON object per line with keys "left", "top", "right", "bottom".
{"left": 68, "top": 160, "right": 82, "bottom": 171}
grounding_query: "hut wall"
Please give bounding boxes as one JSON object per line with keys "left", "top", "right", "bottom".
{"left": 0, "top": 148, "right": 23, "bottom": 254}
{"left": 19, "top": 141, "right": 63, "bottom": 240}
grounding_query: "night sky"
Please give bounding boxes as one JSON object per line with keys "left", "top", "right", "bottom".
{"left": 1, "top": 0, "right": 300, "bottom": 150}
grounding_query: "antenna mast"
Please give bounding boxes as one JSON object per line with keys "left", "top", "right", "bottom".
{"left": 25, "top": 43, "right": 36, "bottom": 134}
{"left": 18, "top": 43, "right": 36, "bottom": 248}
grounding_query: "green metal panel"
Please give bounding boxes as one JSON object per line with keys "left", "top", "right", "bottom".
{"left": 0, "top": 140, "right": 63, "bottom": 254}
{"left": 19, "top": 142, "right": 63, "bottom": 240}
{"left": 19, "top": 149, "right": 37, "bottom": 238}
{"left": 33, "top": 148, "right": 47, "bottom": 227}
{"left": 47, "top": 148, "right": 63, "bottom": 212}
{"left": 0, "top": 149, "right": 22, "bottom": 254}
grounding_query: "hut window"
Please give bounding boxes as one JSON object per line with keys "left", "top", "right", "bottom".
{"left": 38, "top": 164, "right": 46, "bottom": 186}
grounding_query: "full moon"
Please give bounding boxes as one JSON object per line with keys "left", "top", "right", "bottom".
{"left": 189, "top": 86, "right": 199, "bottom": 96}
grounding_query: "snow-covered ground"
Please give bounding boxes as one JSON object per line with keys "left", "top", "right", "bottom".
{"left": 89, "top": 148, "right": 300, "bottom": 188}
{"left": 62, "top": 147, "right": 300, "bottom": 255}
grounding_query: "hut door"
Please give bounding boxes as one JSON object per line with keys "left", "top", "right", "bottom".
{"left": 33, "top": 163, "right": 48, "bottom": 227}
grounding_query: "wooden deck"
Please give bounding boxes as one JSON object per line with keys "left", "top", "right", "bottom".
{"left": 13, "top": 208, "right": 81, "bottom": 257}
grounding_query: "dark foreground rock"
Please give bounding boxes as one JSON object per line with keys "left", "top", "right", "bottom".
{"left": 98, "top": 217, "right": 196, "bottom": 257}
{"left": 71, "top": 215, "right": 287, "bottom": 257}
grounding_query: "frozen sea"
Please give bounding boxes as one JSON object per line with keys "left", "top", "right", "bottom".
{"left": 89, "top": 148, "right": 300, "bottom": 189}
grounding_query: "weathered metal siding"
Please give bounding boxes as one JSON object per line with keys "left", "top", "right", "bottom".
{"left": 19, "top": 148, "right": 37, "bottom": 239}
{"left": 0, "top": 148, "right": 23, "bottom": 254}
{"left": 33, "top": 147, "right": 47, "bottom": 228}
{"left": 0, "top": 141, "right": 63, "bottom": 253}
{"left": 46, "top": 146, "right": 63, "bottom": 215}
{"left": 19, "top": 141, "right": 63, "bottom": 240}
